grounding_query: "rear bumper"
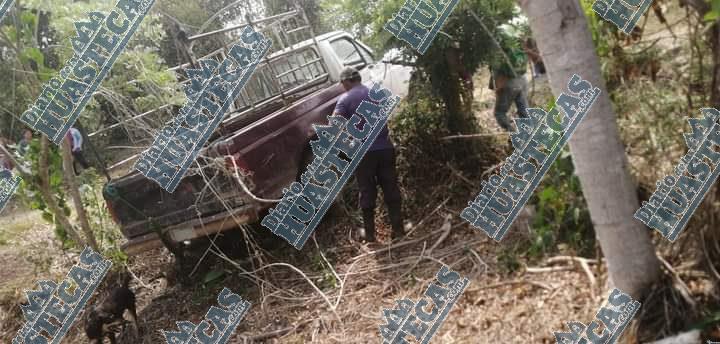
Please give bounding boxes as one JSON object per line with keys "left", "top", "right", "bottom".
{"left": 121, "top": 205, "right": 258, "bottom": 255}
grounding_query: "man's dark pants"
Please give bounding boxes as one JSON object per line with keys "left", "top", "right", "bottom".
{"left": 355, "top": 148, "right": 403, "bottom": 241}
{"left": 72, "top": 150, "right": 90, "bottom": 175}
{"left": 494, "top": 76, "right": 529, "bottom": 131}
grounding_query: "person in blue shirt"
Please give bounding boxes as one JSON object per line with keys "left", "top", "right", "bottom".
{"left": 333, "top": 66, "right": 404, "bottom": 243}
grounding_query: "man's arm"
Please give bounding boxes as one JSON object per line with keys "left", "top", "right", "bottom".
{"left": 333, "top": 95, "right": 350, "bottom": 119}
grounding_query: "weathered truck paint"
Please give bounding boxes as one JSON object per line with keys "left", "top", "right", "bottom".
{"left": 102, "top": 30, "right": 411, "bottom": 254}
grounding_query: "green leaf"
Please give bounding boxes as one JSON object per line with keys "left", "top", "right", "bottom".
{"left": 704, "top": 10, "right": 720, "bottom": 22}
{"left": 539, "top": 186, "right": 558, "bottom": 202}
{"left": 20, "top": 47, "right": 45, "bottom": 68}
{"left": 202, "top": 269, "right": 225, "bottom": 284}
{"left": 41, "top": 211, "right": 53, "bottom": 223}
{"left": 713, "top": 0, "right": 720, "bottom": 12}
{"left": 20, "top": 12, "right": 37, "bottom": 27}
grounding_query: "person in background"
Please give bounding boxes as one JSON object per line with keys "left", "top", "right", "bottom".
{"left": 333, "top": 66, "right": 405, "bottom": 243}
{"left": 18, "top": 129, "right": 32, "bottom": 156}
{"left": 67, "top": 127, "right": 90, "bottom": 175}
{"left": 0, "top": 137, "right": 14, "bottom": 170}
{"left": 490, "top": 33, "right": 530, "bottom": 132}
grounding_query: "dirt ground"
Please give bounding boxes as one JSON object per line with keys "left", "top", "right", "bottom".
{"left": 0, "top": 204, "right": 603, "bottom": 344}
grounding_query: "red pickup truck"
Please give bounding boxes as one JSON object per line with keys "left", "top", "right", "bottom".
{"left": 99, "top": 10, "right": 412, "bottom": 254}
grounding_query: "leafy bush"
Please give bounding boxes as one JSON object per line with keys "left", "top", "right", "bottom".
{"left": 529, "top": 148, "right": 594, "bottom": 258}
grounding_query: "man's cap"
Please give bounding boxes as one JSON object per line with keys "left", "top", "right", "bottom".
{"left": 339, "top": 66, "right": 360, "bottom": 81}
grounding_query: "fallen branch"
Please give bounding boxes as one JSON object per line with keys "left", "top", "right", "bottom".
{"left": 545, "top": 256, "right": 599, "bottom": 265}
{"left": 427, "top": 214, "right": 453, "bottom": 253}
{"left": 124, "top": 263, "right": 151, "bottom": 290}
{"left": 467, "top": 279, "right": 553, "bottom": 292}
{"left": 545, "top": 256, "right": 597, "bottom": 298}
{"left": 239, "top": 319, "right": 314, "bottom": 342}
{"left": 657, "top": 255, "right": 697, "bottom": 310}
{"left": 404, "top": 197, "right": 450, "bottom": 237}
{"left": 312, "top": 236, "right": 344, "bottom": 309}
{"left": 213, "top": 254, "right": 344, "bottom": 326}
{"left": 399, "top": 241, "right": 427, "bottom": 281}
{"left": 440, "top": 132, "right": 509, "bottom": 140}
{"left": 229, "top": 155, "right": 282, "bottom": 203}
{"left": 700, "top": 227, "right": 720, "bottom": 282}
{"left": 445, "top": 162, "right": 475, "bottom": 187}
{"left": 525, "top": 266, "right": 574, "bottom": 273}
{"left": 578, "top": 257, "right": 596, "bottom": 299}
{"left": 352, "top": 229, "right": 438, "bottom": 261}
{"left": 466, "top": 248, "right": 488, "bottom": 275}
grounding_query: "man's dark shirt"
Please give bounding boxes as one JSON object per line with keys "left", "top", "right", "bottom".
{"left": 334, "top": 83, "right": 393, "bottom": 152}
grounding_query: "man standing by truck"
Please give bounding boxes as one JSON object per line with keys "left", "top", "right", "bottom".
{"left": 334, "top": 66, "right": 404, "bottom": 243}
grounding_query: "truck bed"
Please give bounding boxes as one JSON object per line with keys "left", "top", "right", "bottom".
{"left": 104, "top": 81, "right": 345, "bottom": 242}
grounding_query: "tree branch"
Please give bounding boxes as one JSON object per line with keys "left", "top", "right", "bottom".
{"left": 679, "top": 0, "right": 710, "bottom": 16}
{"left": 61, "top": 140, "right": 99, "bottom": 251}
{"left": 39, "top": 137, "right": 85, "bottom": 248}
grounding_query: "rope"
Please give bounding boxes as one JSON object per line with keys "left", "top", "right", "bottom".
{"left": 227, "top": 155, "right": 282, "bottom": 203}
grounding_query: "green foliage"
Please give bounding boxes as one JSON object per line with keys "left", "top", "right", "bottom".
{"left": 390, "top": 86, "right": 458, "bottom": 172}
{"left": 265, "top": 0, "right": 324, "bottom": 33}
{"left": 689, "top": 307, "right": 720, "bottom": 330}
{"left": 704, "top": 0, "right": 720, "bottom": 21}
{"left": 0, "top": 0, "right": 181, "bottom": 145}
{"left": 497, "top": 246, "right": 521, "bottom": 273}
{"left": 79, "top": 170, "right": 128, "bottom": 263}
{"left": 202, "top": 269, "right": 227, "bottom": 285}
{"left": 319, "top": 0, "right": 383, "bottom": 47}
{"left": 488, "top": 31, "right": 528, "bottom": 77}
{"left": 0, "top": 0, "right": 180, "bottom": 256}
{"left": 321, "top": 0, "right": 517, "bottom": 134}
{"left": 19, "top": 47, "right": 54, "bottom": 81}
{"left": 394, "top": 0, "right": 515, "bottom": 105}
{"left": 528, "top": 148, "right": 594, "bottom": 258}
{"left": 579, "top": 0, "right": 612, "bottom": 58}
{"left": 310, "top": 251, "right": 338, "bottom": 289}
{"left": 391, "top": 87, "right": 449, "bottom": 145}
{"left": 17, "top": 137, "right": 75, "bottom": 247}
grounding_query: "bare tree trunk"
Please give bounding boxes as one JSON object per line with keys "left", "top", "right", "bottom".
{"left": 39, "top": 137, "right": 85, "bottom": 248}
{"left": 710, "top": 24, "right": 720, "bottom": 107}
{"left": 61, "top": 139, "right": 99, "bottom": 251}
{"left": 518, "top": 0, "right": 661, "bottom": 299}
{"left": 443, "top": 47, "right": 475, "bottom": 135}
